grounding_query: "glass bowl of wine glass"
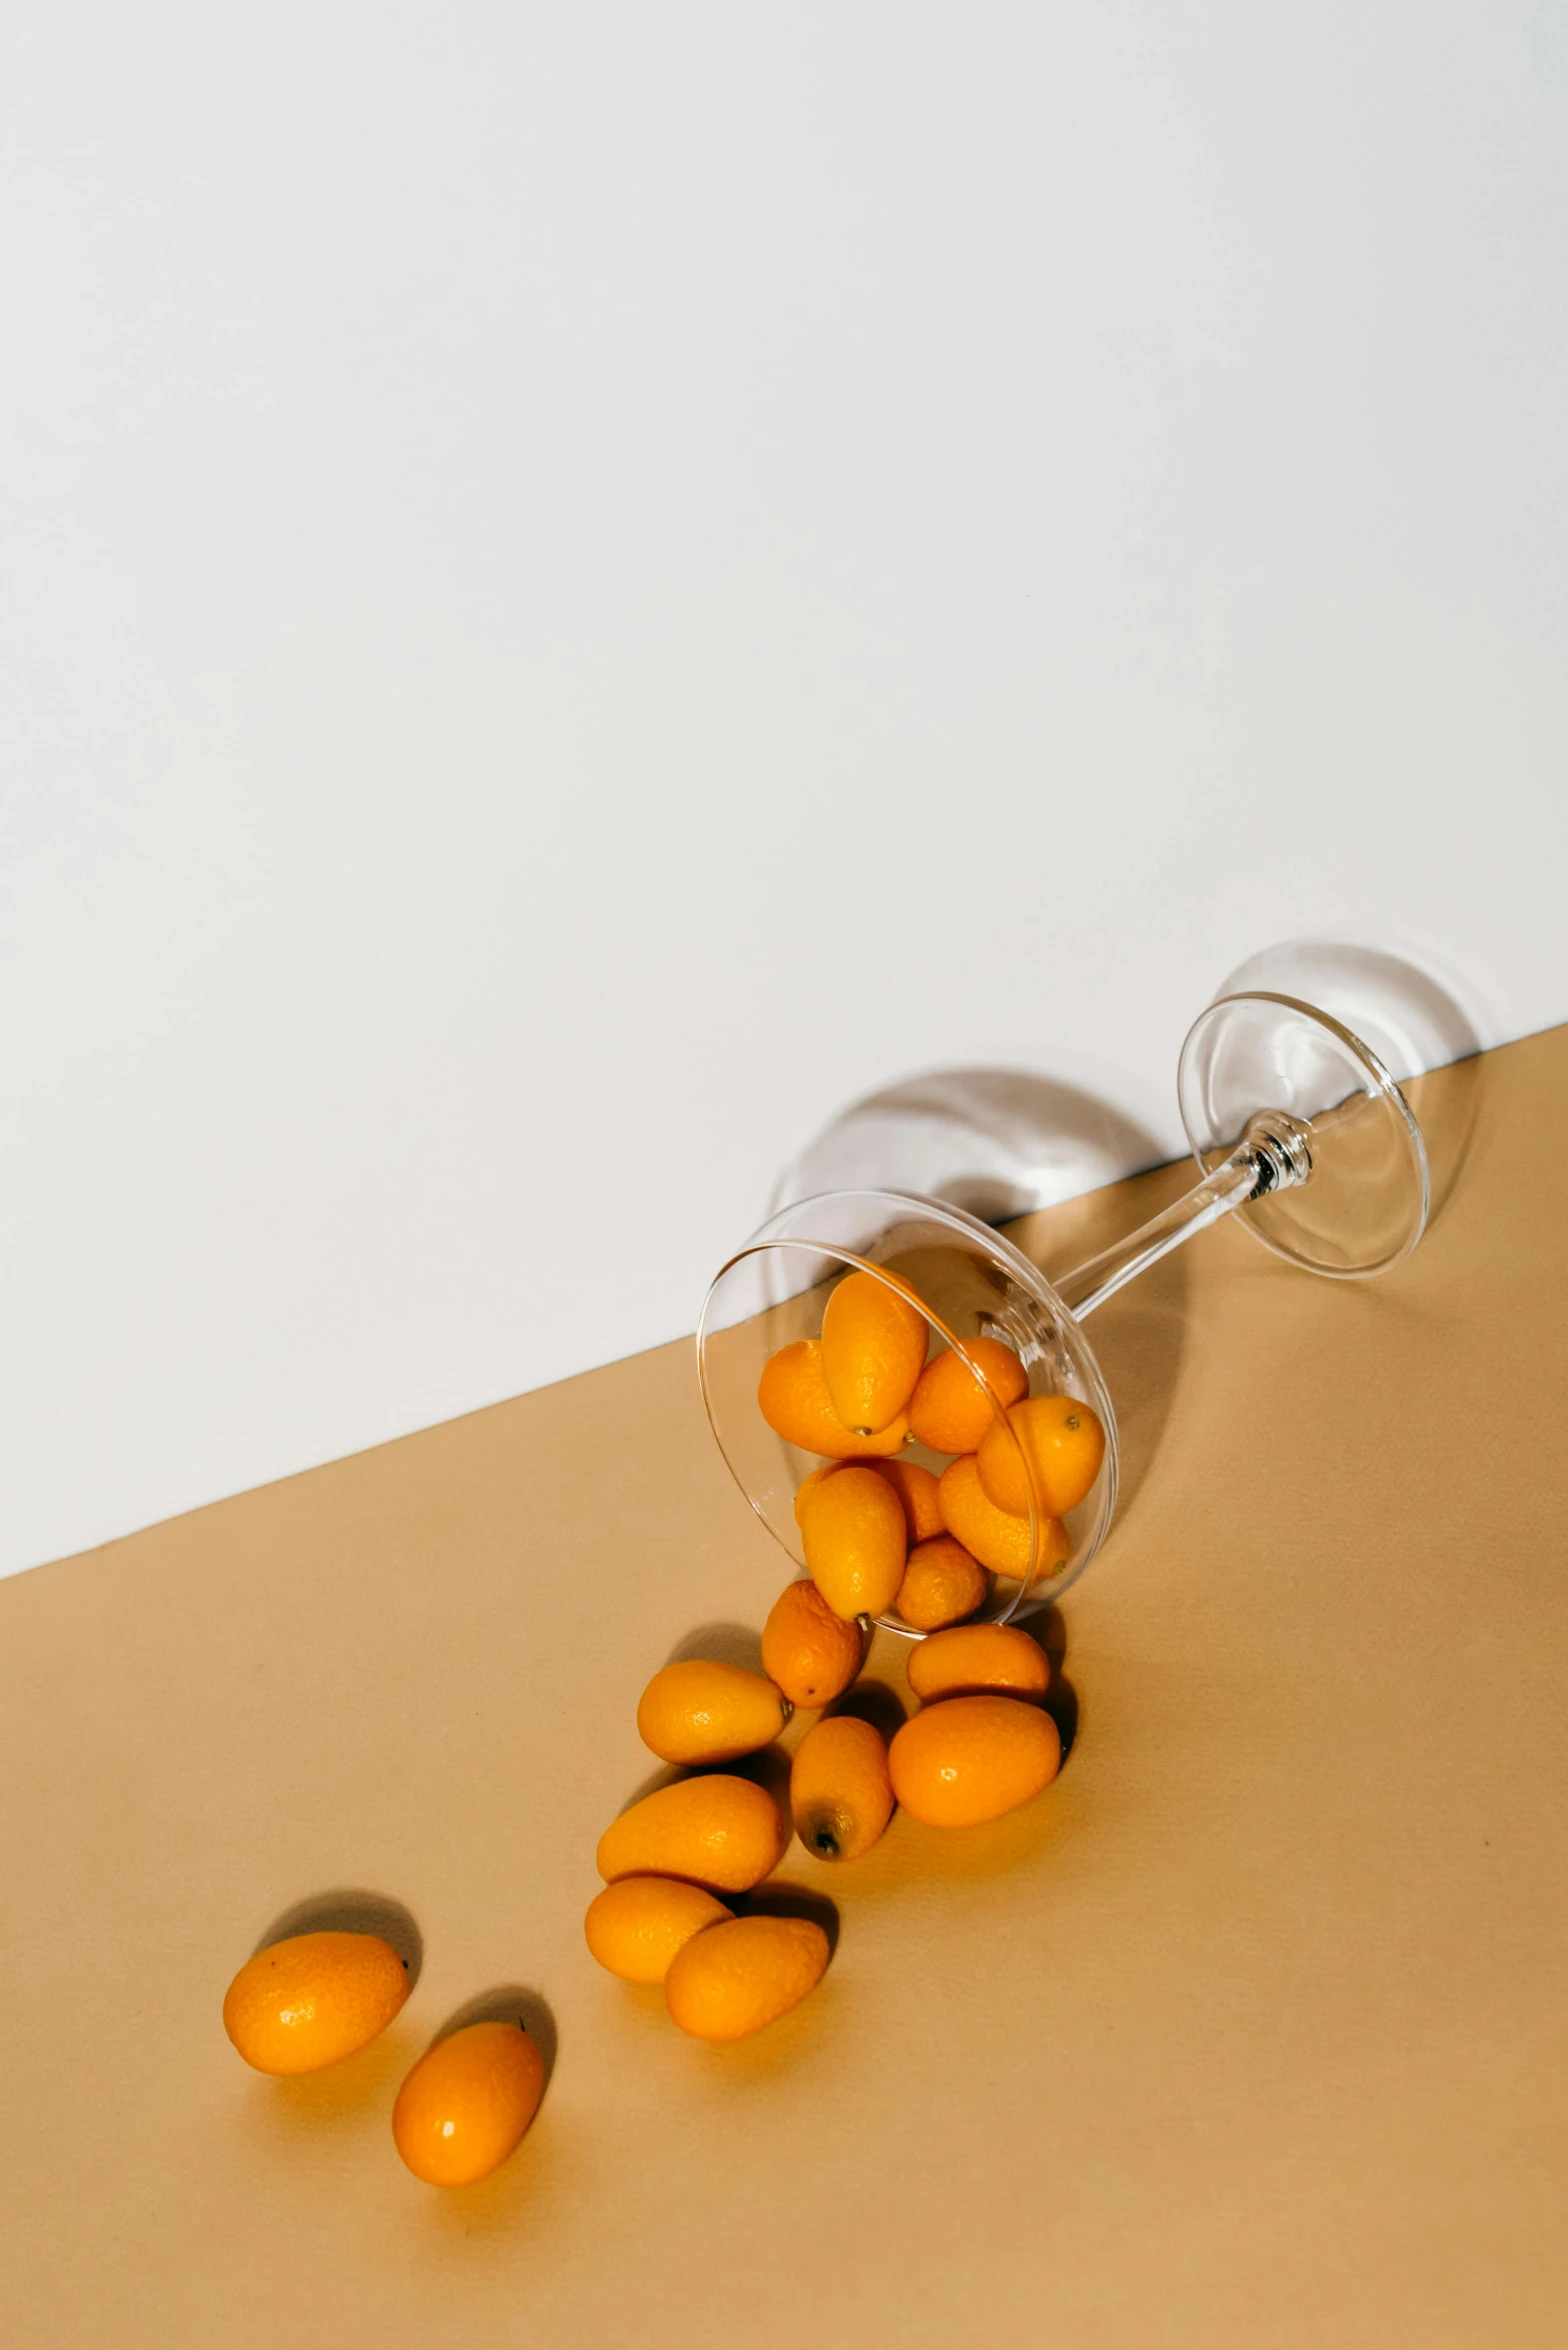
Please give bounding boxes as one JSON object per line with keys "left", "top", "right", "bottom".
{"left": 697, "top": 989, "right": 1429, "bottom": 1640}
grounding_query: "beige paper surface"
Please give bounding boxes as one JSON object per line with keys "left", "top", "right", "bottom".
{"left": 3, "top": 1029, "right": 1565, "bottom": 2347}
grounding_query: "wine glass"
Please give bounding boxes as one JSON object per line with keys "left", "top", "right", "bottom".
{"left": 697, "top": 990, "right": 1430, "bottom": 1638}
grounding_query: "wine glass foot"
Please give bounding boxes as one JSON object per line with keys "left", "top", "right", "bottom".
{"left": 1178, "top": 992, "right": 1430, "bottom": 1278}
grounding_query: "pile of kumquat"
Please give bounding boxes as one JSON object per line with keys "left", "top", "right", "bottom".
{"left": 584, "top": 1268, "right": 1105, "bottom": 2043}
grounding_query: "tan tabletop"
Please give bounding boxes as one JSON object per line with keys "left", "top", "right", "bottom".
{"left": 4, "top": 1028, "right": 1566, "bottom": 2348}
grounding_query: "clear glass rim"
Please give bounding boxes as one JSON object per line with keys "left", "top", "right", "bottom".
{"left": 697, "top": 1190, "right": 1120, "bottom": 1629}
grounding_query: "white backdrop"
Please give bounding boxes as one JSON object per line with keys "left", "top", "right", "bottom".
{"left": 3, "top": 3, "right": 1565, "bottom": 1577}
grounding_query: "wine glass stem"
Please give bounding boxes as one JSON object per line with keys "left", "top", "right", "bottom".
{"left": 1052, "top": 1112, "right": 1313, "bottom": 1320}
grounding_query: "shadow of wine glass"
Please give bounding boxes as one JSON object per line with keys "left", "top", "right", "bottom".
{"left": 770, "top": 1065, "right": 1167, "bottom": 1224}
